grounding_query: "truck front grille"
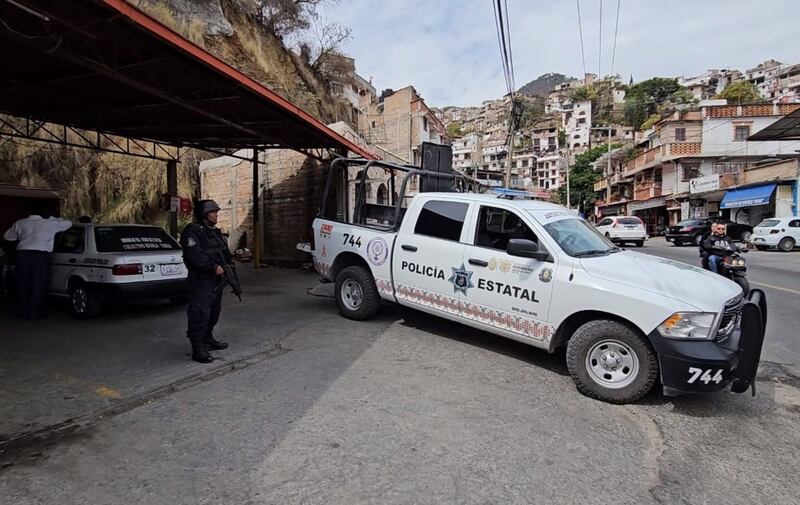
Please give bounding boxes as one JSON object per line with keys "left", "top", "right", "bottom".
{"left": 717, "top": 294, "right": 744, "bottom": 339}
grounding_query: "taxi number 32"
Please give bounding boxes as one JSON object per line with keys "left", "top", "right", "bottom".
{"left": 687, "top": 367, "right": 724, "bottom": 384}
{"left": 342, "top": 233, "right": 363, "bottom": 248}
{"left": 144, "top": 264, "right": 156, "bottom": 273}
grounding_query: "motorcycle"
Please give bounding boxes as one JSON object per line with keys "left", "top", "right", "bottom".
{"left": 702, "top": 243, "right": 750, "bottom": 295}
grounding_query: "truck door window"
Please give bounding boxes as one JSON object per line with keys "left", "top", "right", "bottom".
{"left": 414, "top": 200, "right": 468, "bottom": 241}
{"left": 474, "top": 206, "right": 538, "bottom": 251}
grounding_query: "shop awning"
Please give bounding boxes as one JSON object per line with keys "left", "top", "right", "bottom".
{"left": 720, "top": 183, "right": 776, "bottom": 209}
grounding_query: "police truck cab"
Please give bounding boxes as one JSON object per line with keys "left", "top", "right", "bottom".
{"left": 309, "top": 158, "right": 767, "bottom": 404}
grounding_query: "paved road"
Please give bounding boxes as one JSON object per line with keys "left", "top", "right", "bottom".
{"left": 637, "top": 237, "right": 800, "bottom": 365}
{"left": 2, "top": 266, "right": 799, "bottom": 504}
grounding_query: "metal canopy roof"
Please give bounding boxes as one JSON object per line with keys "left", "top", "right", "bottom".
{"left": 749, "top": 107, "right": 800, "bottom": 141}
{"left": 0, "top": 0, "right": 375, "bottom": 159}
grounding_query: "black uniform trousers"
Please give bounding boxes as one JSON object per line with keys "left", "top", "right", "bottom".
{"left": 186, "top": 272, "right": 223, "bottom": 345}
{"left": 15, "top": 250, "right": 50, "bottom": 319}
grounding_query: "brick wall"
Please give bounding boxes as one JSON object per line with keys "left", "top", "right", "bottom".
{"left": 199, "top": 152, "right": 255, "bottom": 249}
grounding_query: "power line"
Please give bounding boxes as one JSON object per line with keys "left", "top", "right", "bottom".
{"left": 610, "top": 0, "right": 621, "bottom": 77}
{"left": 598, "top": 0, "right": 603, "bottom": 77}
{"left": 576, "top": 0, "right": 587, "bottom": 77}
{"left": 492, "top": 0, "right": 511, "bottom": 94}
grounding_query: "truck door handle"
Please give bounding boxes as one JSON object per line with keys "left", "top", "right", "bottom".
{"left": 401, "top": 245, "right": 418, "bottom": 252}
{"left": 468, "top": 258, "right": 488, "bottom": 267}
{"left": 68, "top": 258, "right": 76, "bottom": 264}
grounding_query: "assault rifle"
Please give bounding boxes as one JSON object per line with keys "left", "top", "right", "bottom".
{"left": 214, "top": 253, "right": 242, "bottom": 301}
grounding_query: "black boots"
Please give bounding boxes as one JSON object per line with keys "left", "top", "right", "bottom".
{"left": 205, "top": 337, "right": 228, "bottom": 350}
{"left": 190, "top": 336, "right": 214, "bottom": 363}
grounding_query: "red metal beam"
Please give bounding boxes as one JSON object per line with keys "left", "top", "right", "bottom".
{"left": 99, "top": 0, "right": 377, "bottom": 160}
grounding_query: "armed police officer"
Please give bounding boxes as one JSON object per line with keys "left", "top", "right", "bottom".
{"left": 180, "top": 200, "right": 232, "bottom": 363}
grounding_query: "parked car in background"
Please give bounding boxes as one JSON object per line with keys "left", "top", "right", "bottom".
{"left": 50, "top": 224, "right": 190, "bottom": 318}
{"left": 595, "top": 216, "right": 647, "bottom": 247}
{"left": 665, "top": 218, "right": 753, "bottom": 246}
{"left": 751, "top": 217, "right": 800, "bottom": 252}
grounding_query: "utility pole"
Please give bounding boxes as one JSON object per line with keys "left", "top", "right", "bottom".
{"left": 505, "top": 94, "right": 515, "bottom": 189}
{"left": 606, "top": 125, "right": 612, "bottom": 206}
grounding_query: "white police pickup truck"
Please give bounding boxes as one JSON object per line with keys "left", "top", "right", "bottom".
{"left": 309, "top": 159, "right": 767, "bottom": 404}
{"left": 50, "top": 223, "right": 190, "bottom": 318}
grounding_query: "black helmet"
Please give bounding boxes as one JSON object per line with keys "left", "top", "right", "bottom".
{"left": 194, "top": 199, "right": 221, "bottom": 221}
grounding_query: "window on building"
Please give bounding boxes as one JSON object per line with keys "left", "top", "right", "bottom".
{"left": 522, "top": 160, "right": 529, "bottom": 167}
{"left": 681, "top": 164, "right": 700, "bottom": 181}
{"left": 675, "top": 127, "right": 686, "bottom": 142}
{"left": 734, "top": 125, "right": 750, "bottom": 141}
{"left": 423, "top": 116, "right": 429, "bottom": 131}
{"left": 577, "top": 118, "right": 586, "bottom": 125}
{"left": 464, "top": 153, "right": 470, "bottom": 160}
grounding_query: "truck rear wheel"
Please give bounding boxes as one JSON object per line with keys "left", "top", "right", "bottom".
{"left": 566, "top": 320, "right": 658, "bottom": 404}
{"left": 335, "top": 265, "right": 380, "bottom": 320}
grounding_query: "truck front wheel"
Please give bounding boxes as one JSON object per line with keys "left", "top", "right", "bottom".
{"left": 335, "top": 265, "right": 380, "bottom": 320}
{"left": 565, "top": 320, "right": 658, "bottom": 404}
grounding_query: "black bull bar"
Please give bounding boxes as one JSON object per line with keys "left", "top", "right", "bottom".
{"left": 731, "top": 289, "right": 767, "bottom": 395}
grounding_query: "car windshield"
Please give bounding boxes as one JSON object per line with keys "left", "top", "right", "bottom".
{"left": 676, "top": 219, "right": 702, "bottom": 227}
{"left": 94, "top": 226, "right": 181, "bottom": 252}
{"left": 542, "top": 218, "right": 619, "bottom": 257}
{"left": 617, "top": 217, "right": 642, "bottom": 225}
{"left": 756, "top": 219, "right": 780, "bottom": 228}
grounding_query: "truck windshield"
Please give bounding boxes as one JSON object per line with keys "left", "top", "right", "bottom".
{"left": 542, "top": 218, "right": 618, "bottom": 257}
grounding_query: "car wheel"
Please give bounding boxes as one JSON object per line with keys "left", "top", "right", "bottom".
{"left": 778, "top": 237, "right": 795, "bottom": 252}
{"left": 740, "top": 231, "right": 752, "bottom": 242}
{"left": 566, "top": 320, "right": 658, "bottom": 404}
{"left": 755, "top": 245, "right": 767, "bottom": 251}
{"left": 70, "top": 282, "right": 102, "bottom": 319}
{"left": 672, "top": 240, "right": 682, "bottom": 246}
{"left": 633, "top": 241, "right": 644, "bottom": 247}
{"left": 694, "top": 234, "right": 703, "bottom": 246}
{"left": 335, "top": 265, "right": 380, "bottom": 321}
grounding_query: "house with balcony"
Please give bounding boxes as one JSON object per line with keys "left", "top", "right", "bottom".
{"left": 593, "top": 147, "right": 634, "bottom": 217}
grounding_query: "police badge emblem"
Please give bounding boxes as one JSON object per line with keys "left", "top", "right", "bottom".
{"left": 539, "top": 267, "right": 553, "bottom": 283}
{"left": 448, "top": 263, "right": 475, "bottom": 295}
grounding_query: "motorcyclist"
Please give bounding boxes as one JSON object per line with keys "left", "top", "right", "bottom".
{"left": 701, "top": 221, "right": 734, "bottom": 274}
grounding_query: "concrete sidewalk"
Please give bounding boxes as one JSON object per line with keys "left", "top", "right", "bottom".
{"left": 0, "top": 267, "right": 353, "bottom": 448}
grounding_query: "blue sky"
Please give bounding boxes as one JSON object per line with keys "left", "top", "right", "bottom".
{"left": 319, "top": 0, "right": 799, "bottom": 107}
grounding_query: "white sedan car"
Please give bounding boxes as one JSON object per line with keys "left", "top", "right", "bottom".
{"left": 751, "top": 217, "right": 800, "bottom": 252}
{"left": 595, "top": 216, "right": 647, "bottom": 247}
{"left": 50, "top": 224, "right": 190, "bottom": 318}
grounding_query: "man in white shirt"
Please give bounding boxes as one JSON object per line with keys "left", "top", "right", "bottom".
{"left": 3, "top": 207, "right": 72, "bottom": 319}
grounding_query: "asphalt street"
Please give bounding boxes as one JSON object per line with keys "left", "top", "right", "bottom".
{"left": 637, "top": 237, "right": 800, "bottom": 365}
{"left": 1, "top": 256, "right": 799, "bottom": 504}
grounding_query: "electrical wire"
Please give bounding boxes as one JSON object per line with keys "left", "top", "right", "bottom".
{"left": 492, "top": 0, "right": 511, "bottom": 94}
{"left": 503, "top": 0, "right": 516, "bottom": 92}
{"left": 598, "top": 0, "right": 603, "bottom": 77}
{"left": 610, "top": 0, "right": 621, "bottom": 78}
{"left": 576, "top": 0, "right": 587, "bottom": 78}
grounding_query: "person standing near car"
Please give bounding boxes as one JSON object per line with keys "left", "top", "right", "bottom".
{"left": 2, "top": 205, "right": 71, "bottom": 319}
{"left": 180, "top": 199, "right": 232, "bottom": 363}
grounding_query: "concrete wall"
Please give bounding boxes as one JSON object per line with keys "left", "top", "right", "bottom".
{"left": 702, "top": 117, "right": 799, "bottom": 156}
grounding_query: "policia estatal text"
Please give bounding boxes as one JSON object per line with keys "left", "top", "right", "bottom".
{"left": 180, "top": 200, "right": 233, "bottom": 363}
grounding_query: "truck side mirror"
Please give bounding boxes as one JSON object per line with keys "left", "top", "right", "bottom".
{"left": 507, "top": 239, "right": 551, "bottom": 262}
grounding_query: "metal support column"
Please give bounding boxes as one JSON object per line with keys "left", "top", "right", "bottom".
{"left": 252, "top": 149, "right": 261, "bottom": 268}
{"left": 166, "top": 159, "right": 178, "bottom": 237}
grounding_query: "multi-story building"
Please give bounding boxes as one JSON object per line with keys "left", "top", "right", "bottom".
{"left": 744, "top": 59, "right": 800, "bottom": 103}
{"left": 604, "top": 102, "right": 800, "bottom": 235}
{"left": 678, "top": 68, "right": 744, "bottom": 101}
{"left": 452, "top": 133, "right": 480, "bottom": 172}
{"left": 563, "top": 100, "right": 592, "bottom": 151}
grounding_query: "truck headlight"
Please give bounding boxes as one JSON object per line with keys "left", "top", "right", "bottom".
{"left": 658, "top": 312, "right": 717, "bottom": 340}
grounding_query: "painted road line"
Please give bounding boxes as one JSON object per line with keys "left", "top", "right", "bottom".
{"left": 751, "top": 281, "right": 800, "bottom": 296}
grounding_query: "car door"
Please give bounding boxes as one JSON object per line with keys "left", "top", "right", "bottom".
{"left": 50, "top": 226, "right": 86, "bottom": 294}
{"left": 461, "top": 204, "right": 557, "bottom": 343}
{"left": 596, "top": 218, "right": 613, "bottom": 236}
{"left": 392, "top": 199, "right": 469, "bottom": 318}
{"left": 788, "top": 219, "right": 800, "bottom": 243}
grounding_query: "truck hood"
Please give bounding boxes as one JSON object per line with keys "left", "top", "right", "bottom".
{"left": 579, "top": 251, "right": 742, "bottom": 312}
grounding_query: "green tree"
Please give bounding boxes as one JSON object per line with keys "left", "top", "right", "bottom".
{"left": 716, "top": 81, "right": 762, "bottom": 104}
{"left": 623, "top": 77, "right": 681, "bottom": 129}
{"left": 519, "top": 101, "right": 546, "bottom": 127}
{"left": 446, "top": 121, "right": 463, "bottom": 138}
{"left": 570, "top": 86, "right": 596, "bottom": 102}
{"left": 556, "top": 144, "right": 622, "bottom": 212}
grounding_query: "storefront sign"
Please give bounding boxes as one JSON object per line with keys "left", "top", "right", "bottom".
{"left": 689, "top": 174, "right": 720, "bottom": 194}
{"left": 628, "top": 196, "right": 666, "bottom": 212}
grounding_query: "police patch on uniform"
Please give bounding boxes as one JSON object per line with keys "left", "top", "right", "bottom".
{"left": 539, "top": 267, "right": 553, "bottom": 283}
{"left": 186, "top": 237, "right": 197, "bottom": 247}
